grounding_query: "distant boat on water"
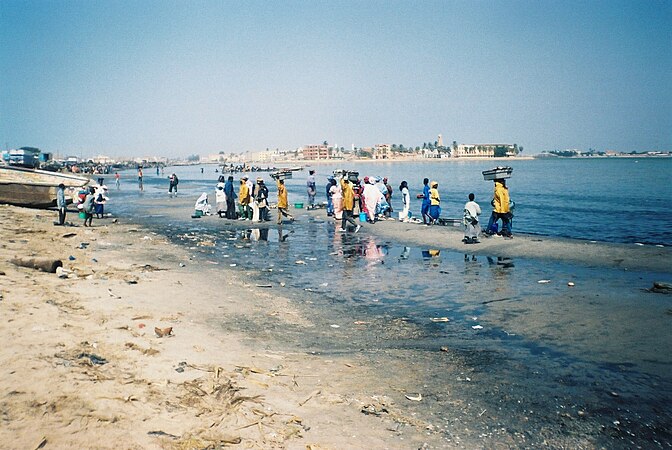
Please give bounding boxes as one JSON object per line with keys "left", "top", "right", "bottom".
{"left": 0, "top": 165, "right": 90, "bottom": 208}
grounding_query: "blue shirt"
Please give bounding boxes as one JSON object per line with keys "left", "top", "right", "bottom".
{"left": 422, "top": 184, "right": 431, "bottom": 206}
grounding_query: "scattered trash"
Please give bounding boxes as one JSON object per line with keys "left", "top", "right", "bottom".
{"left": 77, "top": 352, "right": 108, "bottom": 365}
{"left": 179, "top": 262, "right": 186, "bottom": 267}
{"left": 34, "top": 436, "right": 47, "bottom": 450}
{"left": 537, "top": 279, "right": 551, "bottom": 284}
{"left": 567, "top": 281, "right": 575, "bottom": 287}
{"left": 78, "top": 242, "right": 89, "bottom": 249}
{"left": 256, "top": 284, "right": 272, "bottom": 288}
{"left": 147, "top": 430, "right": 179, "bottom": 439}
{"left": 62, "top": 233, "right": 77, "bottom": 238}
{"left": 405, "top": 393, "right": 422, "bottom": 401}
{"left": 280, "top": 282, "right": 286, "bottom": 287}
{"left": 330, "top": 324, "right": 340, "bottom": 328}
{"left": 230, "top": 263, "right": 237, "bottom": 267}
{"left": 440, "top": 347, "right": 449, "bottom": 352}
{"left": 91, "top": 258, "right": 97, "bottom": 263}
{"left": 69, "top": 255, "right": 76, "bottom": 261}
{"left": 295, "top": 260, "right": 307, "bottom": 265}
{"left": 430, "top": 317, "right": 450, "bottom": 322}
{"left": 610, "top": 391, "right": 620, "bottom": 397}
{"left": 107, "top": 289, "right": 120, "bottom": 299}
{"left": 299, "top": 389, "right": 321, "bottom": 406}
{"left": 138, "top": 323, "right": 146, "bottom": 329}
{"left": 155, "top": 326, "right": 173, "bottom": 338}
{"left": 56, "top": 267, "right": 71, "bottom": 279}
{"left": 472, "top": 325, "right": 483, "bottom": 330}
{"left": 353, "top": 321, "right": 370, "bottom": 325}
{"left": 635, "top": 243, "right": 644, "bottom": 246}
{"left": 648, "top": 281, "right": 672, "bottom": 294}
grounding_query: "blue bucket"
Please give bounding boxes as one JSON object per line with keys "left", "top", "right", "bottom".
{"left": 359, "top": 212, "right": 367, "bottom": 222}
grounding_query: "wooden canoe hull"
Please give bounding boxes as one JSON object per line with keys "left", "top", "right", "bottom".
{"left": 0, "top": 166, "right": 90, "bottom": 209}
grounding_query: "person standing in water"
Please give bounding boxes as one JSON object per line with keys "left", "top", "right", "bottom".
{"left": 238, "top": 176, "right": 251, "bottom": 220}
{"left": 276, "top": 179, "right": 295, "bottom": 224}
{"left": 137, "top": 166, "right": 143, "bottom": 190}
{"left": 224, "top": 175, "right": 236, "bottom": 219}
{"left": 339, "top": 177, "right": 361, "bottom": 233}
{"left": 463, "top": 193, "right": 482, "bottom": 244}
{"left": 306, "top": 170, "right": 316, "bottom": 208}
{"left": 114, "top": 172, "right": 120, "bottom": 189}
{"left": 485, "top": 179, "right": 513, "bottom": 238}
{"left": 428, "top": 181, "right": 441, "bottom": 224}
{"left": 325, "top": 176, "right": 335, "bottom": 217}
{"left": 169, "top": 173, "right": 179, "bottom": 194}
{"left": 399, "top": 180, "right": 410, "bottom": 222}
{"left": 255, "top": 178, "right": 269, "bottom": 222}
{"left": 421, "top": 178, "right": 431, "bottom": 224}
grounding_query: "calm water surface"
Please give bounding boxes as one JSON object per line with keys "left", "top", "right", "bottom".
{"left": 105, "top": 158, "right": 672, "bottom": 447}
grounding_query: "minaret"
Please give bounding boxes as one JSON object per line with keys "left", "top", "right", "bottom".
{"left": 438, "top": 134, "right": 443, "bottom": 147}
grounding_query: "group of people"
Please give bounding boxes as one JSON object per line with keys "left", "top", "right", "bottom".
{"left": 319, "top": 172, "right": 513, "bottom": 242}
{"left": 54, "top": 183, "right": 109, "bottom": 227}
{"left": 185, "top": 168, "right": 514, "bottom": 241}
{"left": 459, "top": 179, "right": 514, "bottom": 244}
{"left": 207, "top": 174, "right": 285, "bottom": 224}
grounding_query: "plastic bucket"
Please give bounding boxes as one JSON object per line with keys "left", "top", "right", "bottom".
{"left": 79, "top": 211, "right": 86, "bottom": 219}
{"left": 359, "top": 212, "right": 367, "bottom": 222}
{"left": 294, "top": 202, "right": 304, "bottom": 209}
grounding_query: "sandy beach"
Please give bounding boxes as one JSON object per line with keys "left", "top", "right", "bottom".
{"left": 1, "top": 203, "right": 671, "bottom": 449}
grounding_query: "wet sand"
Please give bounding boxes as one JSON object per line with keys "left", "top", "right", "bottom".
{"left": 1, "top": 203, "right": 671, "bottom": 449}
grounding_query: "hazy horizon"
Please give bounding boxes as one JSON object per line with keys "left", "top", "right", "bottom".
{"left": 1, "top": 0, "right": 670, "bottom": 158}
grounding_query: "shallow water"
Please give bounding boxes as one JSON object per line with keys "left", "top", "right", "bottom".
{"left": 104, "top": 169, "right": 672, "bottom": 446}
{"left": 110, "top": 156, "right": 672, "bottom": 245}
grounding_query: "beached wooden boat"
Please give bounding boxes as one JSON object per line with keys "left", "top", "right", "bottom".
{"left": 0, "top": 165, "right": 90, "bottom": 208}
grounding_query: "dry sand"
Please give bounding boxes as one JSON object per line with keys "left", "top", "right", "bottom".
{"left": 1, "top": 204, "right": 670, "bottom": 449}
{"left": 0, "top": 205, "right": 446, "bottom": 449}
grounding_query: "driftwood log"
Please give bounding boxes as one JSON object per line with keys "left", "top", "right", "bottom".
{"left": 10, "top": 257, "right": 63, "bottom": 273}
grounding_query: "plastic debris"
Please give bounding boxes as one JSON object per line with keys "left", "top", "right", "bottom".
{"left": 472, "top": 325, "right": 483, "bottom": 330}
{"left": 537, "top": 279, "right": 551, "bottom": 284}
{"left": 430, "top": 317, "right": 450, "bottom": 322}
{"left": 567, "top": 281, "right": 575, "bottom": 287}
{"left": 77, "top": 352, "right": 108, "bottom": 365}
{"left": 405, "top": 393, "right": 422, "bottom": 401}
{"left": 154, "top": 326, "right": 173, "bottom": 338}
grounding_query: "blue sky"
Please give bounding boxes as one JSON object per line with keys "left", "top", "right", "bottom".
{"left": 1, "top": 0, "right": 670, "bottom": 157}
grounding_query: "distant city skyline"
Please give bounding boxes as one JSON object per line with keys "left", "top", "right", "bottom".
{"left": 1, "top": 0, "right": 670, "bottom": 158}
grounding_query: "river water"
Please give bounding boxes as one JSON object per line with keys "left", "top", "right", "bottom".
{"left": 106, "top": 158, "right": 671, "bottom": 447}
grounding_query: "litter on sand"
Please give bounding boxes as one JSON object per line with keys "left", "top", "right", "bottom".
{"left": 154, "top": 326, "right": 173, "bottom": 338}
{"left": 430, "top": 317, "right": 450, "bottom": 322}
{"left": 405, "top": 393, "right": 422, "bottom": 401}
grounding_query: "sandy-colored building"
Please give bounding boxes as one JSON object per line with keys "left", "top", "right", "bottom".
{"left": 301, "top": 145, "right": 331, "bottom": 160}
{"left": 453, "top": 144, "right": 516, "bottom": 158}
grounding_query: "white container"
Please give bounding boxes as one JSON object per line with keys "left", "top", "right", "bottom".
{"left": 482, "top": 166, "right": 513, "bottom": 181}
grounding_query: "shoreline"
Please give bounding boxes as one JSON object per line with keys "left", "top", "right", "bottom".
{"left": 1, "top": 204, "right": 670, "bottom": 448}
